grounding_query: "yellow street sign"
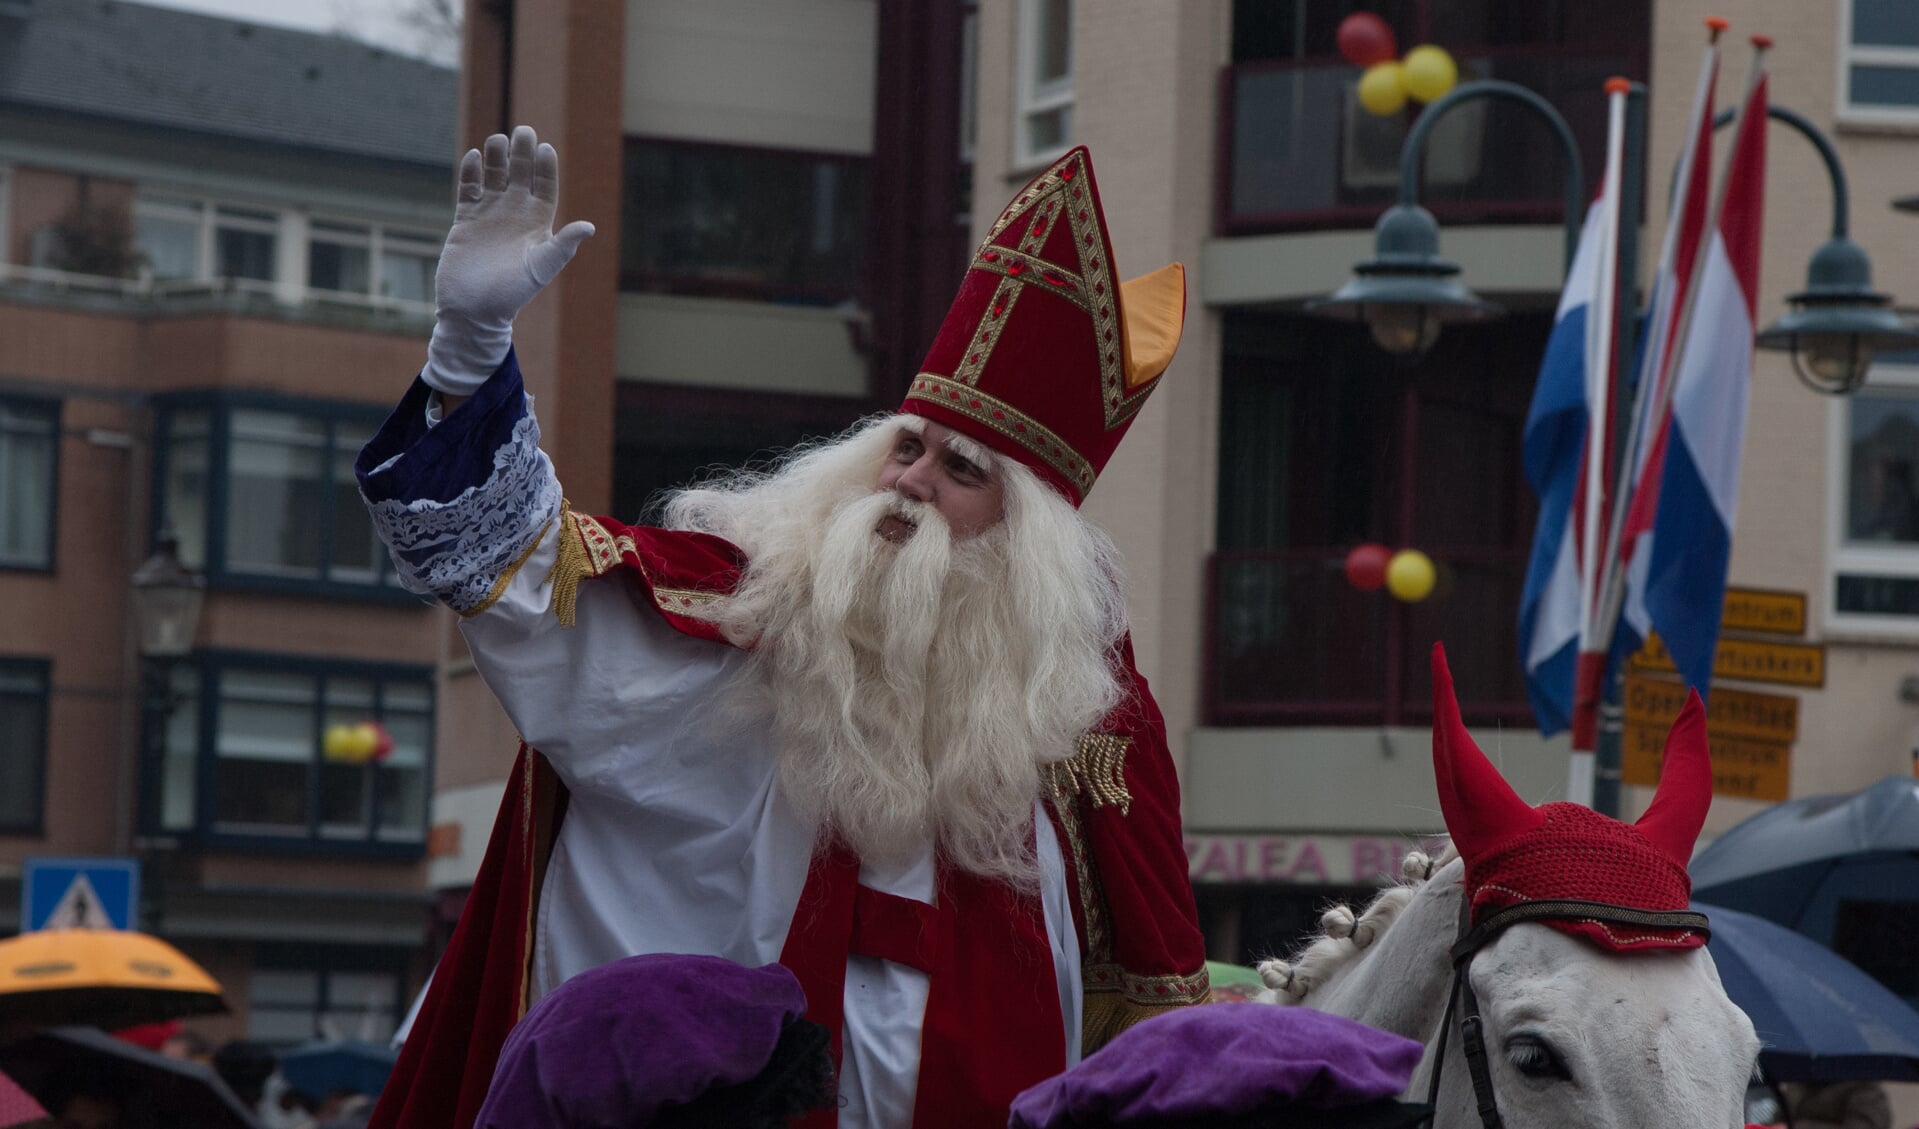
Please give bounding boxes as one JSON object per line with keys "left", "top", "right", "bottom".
{"left": 1621, "top": 721, "right": 1790, "bottom": 802}
{"left": 1622, "top": 675, "right": 1799, "bottom": 743}
{"left": 1629, "top": 633, "right": 1825, "bottom": 689}
{"left": 1722, "top": 587, "right": 1807, "bottom": 637}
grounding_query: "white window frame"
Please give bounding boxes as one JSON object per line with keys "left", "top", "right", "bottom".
{"left": 1013, "top": 0, "right": 1074, "bottom": 170}
{"left": 0, "top": 164, "right": 12, "bottom": 267}
{"left": 1824, "top": 358, "right": 1919, "bottom": 637}
{"left": 1837, "top": 0, "right": 1919, "bottom": 127}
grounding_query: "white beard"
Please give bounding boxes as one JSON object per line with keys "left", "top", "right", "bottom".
{"left": 663, "top": 418, "right": 1128, "bottom": 887}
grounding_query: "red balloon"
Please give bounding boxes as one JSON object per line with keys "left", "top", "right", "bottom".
{"left": 1344, "top": 542, "right": 1391, "bottom": 591}
{"left": 370, "top": 722, "right": 395, "bottom": 763}
{"left": 1336, "top": 12, "right": 1398, "bottom": 68}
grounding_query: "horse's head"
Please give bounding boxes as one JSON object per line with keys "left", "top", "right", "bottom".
{"left": 1427, "top": 643, "right": 1759, "bottom": 1128}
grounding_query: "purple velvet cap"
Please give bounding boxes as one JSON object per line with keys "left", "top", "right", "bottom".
{"left": 1008, "top": 1004, "right": 1424, "bottom": 1128}
{"left": 475, "top": 953, "right": 808, "bottom": 1129}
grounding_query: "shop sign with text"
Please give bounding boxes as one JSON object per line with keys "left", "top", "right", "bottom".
{"left": 1184, "top": 833, "right": 1447, "bottom": 885}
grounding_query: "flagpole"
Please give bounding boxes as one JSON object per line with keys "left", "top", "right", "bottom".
{"left": 1565, "top": 78, "right": 1629, "bottom": 808}
{"left": 1587, "top": 21, "right": 1724, "bottom": 662}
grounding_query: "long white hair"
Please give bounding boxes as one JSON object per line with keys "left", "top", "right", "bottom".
{"left": 661, "top": 414, "right": 1129, "bottom": 885}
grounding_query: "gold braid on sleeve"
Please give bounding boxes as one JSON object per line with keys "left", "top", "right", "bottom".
{"left": 544, "top": 501, "right": 591, "bottom": 628}
{"left": 1044, "top": 733, "right": 1133, "bottom": 816}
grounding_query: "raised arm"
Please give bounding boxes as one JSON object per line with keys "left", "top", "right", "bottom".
{"left": 354, "top": 124, "right": 594, "bottom": 612}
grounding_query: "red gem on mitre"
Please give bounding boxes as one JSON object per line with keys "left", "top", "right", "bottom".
{"left": 1429, "top": 644, "right": 1712, "bottom": 952}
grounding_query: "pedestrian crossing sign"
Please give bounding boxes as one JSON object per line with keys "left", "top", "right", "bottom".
{"left": 22, "top": 856, "right": 140, "bottom": 931}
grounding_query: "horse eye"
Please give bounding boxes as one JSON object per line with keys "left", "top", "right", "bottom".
{"left": 1506, "top": 1035, "right": 1570, "bottom": 1081}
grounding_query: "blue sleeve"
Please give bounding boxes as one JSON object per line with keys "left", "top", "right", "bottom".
{"left": 357, "top": 349, "right": 529, "bottom": 505}
{"left": 355, "top": 349, "right": 564, "bottom": 614}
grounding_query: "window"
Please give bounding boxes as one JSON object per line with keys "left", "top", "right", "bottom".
{"left": 309, "top": 221, "right": 373, "bottom": 294}
{"left": 0, "top": 397, "right": 58, "bottom": 570}
{"left": 308, "top": 222, "right": 437, "bottom": 305}
{"left": 134, "top": 196, "right": 203, "bottom": 281}
{"left": 1840, "top": 0, "right": 1919, "bottom": 123}
{"left": 1208, "top": 311, "right": 1544, "bottom": 726}
{"left": 1827, "top": 356, "right": 1919, "bottom": 631}
{"left": 133, "top": 196, "right": 439, "bottom": 310}
{"left": 214, "top": 207, "right": 277, "bottom": 282}
{"left": 154, "top": 395, "right": 404, "bottom": 597}
{"left": 1015, "top": 0, "right": 1074, "bottom": 167}
{"left": 250, "top": 944, "right": 410, "bottom": 1045}
{"left": 620, "top": 140, "right": 868, "bottom": 305}
{"left": 0, "top": 659, "right": 50, "bottom": 834}
{"left": 143, "top": 651, "right": 431, "bottom": 855}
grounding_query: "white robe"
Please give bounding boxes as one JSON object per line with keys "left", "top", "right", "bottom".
{"left": 367, "top": 393, "right": 1081, "bottom": 1129}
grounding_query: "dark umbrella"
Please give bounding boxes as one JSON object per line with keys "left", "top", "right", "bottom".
{"left": 1690, "top": 776, "right": 1919, "bottom": 941}
{"left": 0, "top": 1025, "right": 260, "bottom": 1129}
{"left": 1697, "top": 901, "right": 1919, "bottom": 1082}
{"left": 280, "top": 1039, "right": 398, "bottom": 1100}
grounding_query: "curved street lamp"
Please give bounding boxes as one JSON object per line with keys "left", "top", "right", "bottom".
{"left": 1308, "top": 79, "right": 1587, "bottom": 358}
{"left": 1735, "top": 105, "right": 1919, "bottom": 395}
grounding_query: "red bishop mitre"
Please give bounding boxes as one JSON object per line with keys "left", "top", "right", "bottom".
{"left": 901, "top": 146, "right": 1185, "bottom": 506}
{"left": 1430, "top": 644, "right": 1713, "bottom": 952}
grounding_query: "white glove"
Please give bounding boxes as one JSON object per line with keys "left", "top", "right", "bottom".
{"left": 423, "top": 125, "right": 596, "bottom": 397}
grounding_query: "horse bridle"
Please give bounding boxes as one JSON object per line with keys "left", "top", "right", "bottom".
{"left": 1420, "top": 897, "right": 1712, "bottom": 1129}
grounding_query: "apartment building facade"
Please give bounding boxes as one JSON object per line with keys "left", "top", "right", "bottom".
{"left": 434, "top": 0, "right": 1919, "bottom": 1013}
{"left": 0, "top": 0, "right": 456, "bottom": 1043}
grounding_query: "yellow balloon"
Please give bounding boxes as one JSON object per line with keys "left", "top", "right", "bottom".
{"left": 323, "top": 723, "right": 356, "bottom": 762}
{"left": 1402, "top": 45, "right": 1458, "bottom": 104}
{"left": 1357, "top": 61, "right": 1409, "bottom": 116}
{"left": 1386, "top": 549, "right": 1437, "bottom": 603}
{"left": 349, "top": 723, "right": 381, "bottom": 763}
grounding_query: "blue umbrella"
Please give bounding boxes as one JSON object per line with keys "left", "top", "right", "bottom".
{"left": 1690, "top": 776, "right": 1919, "bottom": 942}
{"left": 1696, "top": 901, "right": 1919, "bottom": 1082}
{"left": 278, "top": 1039, "right": 397, "bottom": 1100}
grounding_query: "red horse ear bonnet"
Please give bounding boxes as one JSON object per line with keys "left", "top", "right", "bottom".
{"left": 1430, "top": 643, "right": 1711, "bottom": 952}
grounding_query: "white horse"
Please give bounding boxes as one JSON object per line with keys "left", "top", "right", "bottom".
{"left": 1256, "top": 649, "right": 1760, "bottom": 1129}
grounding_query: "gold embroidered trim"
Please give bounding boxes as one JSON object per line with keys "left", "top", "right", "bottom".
{"left": 953, "top": 275, "right": 1026, "bottom": 387}
{"left": 1082, "top": 993, "right": 1198, "bottom": 1053}
{"left": 1045, "top": 733, "right": 1133, "bottom": 816}
{"left": 906, "top": 374, "right": 1096, "bottom": 496}
{"left": 462, "top": 514, "right": 556, "bottom": 621}
{"left": 1049, "top": 788, "right": 1110, "bottom": 962}
{"left": 651, "top": 585, "right": 724, "bottom": 613}
{"left": 1084, "top": 962, "right": 1212, "bottom": 1005}
{"left": 573, "top": 512, "right": 624, "bottom": 576}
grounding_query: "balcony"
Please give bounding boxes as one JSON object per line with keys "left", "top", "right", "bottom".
{"left": 1205, "top": 546, "right": 1531, "bottom": 728}
{"left": 1217, "top": 45, "right": 1642, "bottom": 237}
{"left": 0, "top": 262, "right": 435, "bottom": 328}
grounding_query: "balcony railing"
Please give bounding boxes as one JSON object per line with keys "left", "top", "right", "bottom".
{"left": 1217, "top": 45, "right": 1643, "bottom": 237}
{"left": 0, "top": 262, "right": 435, "bottom": 325}
{"left": 1204, "top": 546, "right": 1532, "bottom": 728}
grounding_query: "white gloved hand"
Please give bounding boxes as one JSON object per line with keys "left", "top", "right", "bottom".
{"left": 423, "top": 125, "right": 596, "bottom": 397}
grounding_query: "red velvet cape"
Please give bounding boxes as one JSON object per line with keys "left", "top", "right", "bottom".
{"left": 369, "top": 514, "right": 1206, "bottom": 1129}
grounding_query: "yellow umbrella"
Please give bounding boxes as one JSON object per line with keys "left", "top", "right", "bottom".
{"left": 0, "top": 929, "right": 227, "bottom": 1030}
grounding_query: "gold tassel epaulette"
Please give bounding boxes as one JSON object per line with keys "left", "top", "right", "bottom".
{"left": 544, "top": 501, "right": 591, "bottom": 628}
{"left": 1045, "top": 733, "right": 1133, "bottom": 816}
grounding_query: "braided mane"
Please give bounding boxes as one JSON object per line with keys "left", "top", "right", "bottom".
{"left": 1256, "top": 842, "right": 1459, "bottom": 1002}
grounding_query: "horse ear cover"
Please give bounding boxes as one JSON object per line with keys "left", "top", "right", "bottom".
{"left": 1428, "top": 643, "right": 1710, "bottom": 951}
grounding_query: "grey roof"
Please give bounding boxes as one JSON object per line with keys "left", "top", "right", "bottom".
{"left": 0, "top": 0, "right": 457, "bottom": 167}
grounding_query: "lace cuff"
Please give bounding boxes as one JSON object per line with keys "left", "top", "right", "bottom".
{"left": 356, "top": 350, "right": 562, "bottom": 613}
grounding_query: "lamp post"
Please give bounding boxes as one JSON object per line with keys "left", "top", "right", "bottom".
{"left": 130, "top": 531, "right": 204, "bottom": 843}
{"left": 1739, "top": 106, "right": 1919, "bottom": 394}
{"left": 1306, "top": 80, "right": 1591, "bottom": 358}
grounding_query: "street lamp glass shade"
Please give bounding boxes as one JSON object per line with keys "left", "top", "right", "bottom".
{"left": 1755, "top": 236, "right": 1919, "bottom": 395}
{"left": 1365, "top": 303, "right": 1443, "bottom": 355}
{"left": 1307, "top": 271, "right": 1503, "bottom": 357}
{"left": 130, "top": 533, "right": 205, "bottom": 659}
{"left": 1756, "top": 305, "right": 1919, "bottom": 396}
